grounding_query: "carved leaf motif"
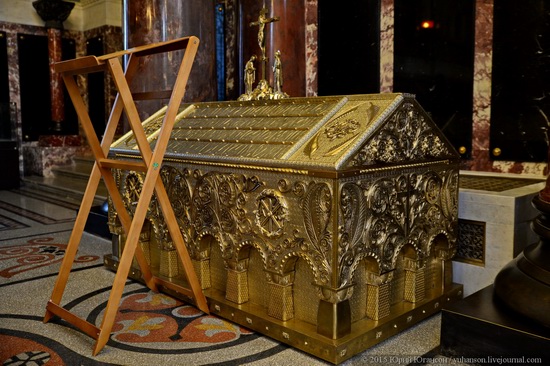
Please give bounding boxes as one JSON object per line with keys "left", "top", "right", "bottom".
{"left": 363, "top": 178, "right": 408, "bottom": 271}
{"left": 303, "top": 183, "right": 331, "bottom": 248}
{"left": 341, "top": 183, "right": 367, "bottom": 250}
{"left": 301, "top": 183, "right": 332, "bottom": 282}
{"left": 339, "top": 183, "right": 368, "bottom": 286}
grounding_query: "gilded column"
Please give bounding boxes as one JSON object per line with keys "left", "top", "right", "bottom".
{"left": 365, "top": 272, "right": 391, "bottom": 320}
{"left": 436, "top": 246, "right": 455, "bottom": 289}
{"left": 267, "top": 272, "right": 295, "bottom": 321}
{"left": 403, "top": 257, "right": 425, "bottom": 303}
{"left": 226, "top": 259, "right": 249, "bottom": 304}
{"left": 316, "top": 286, "right": 352, "bottom": 339}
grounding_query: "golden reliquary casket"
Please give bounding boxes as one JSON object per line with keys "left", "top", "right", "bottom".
{"left": 106, "top": 93, "right": 463, "bottom": 364}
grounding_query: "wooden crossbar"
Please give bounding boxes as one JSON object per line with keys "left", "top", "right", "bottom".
{"left": 43, "top": 36, "right": 208, "bottom": 356}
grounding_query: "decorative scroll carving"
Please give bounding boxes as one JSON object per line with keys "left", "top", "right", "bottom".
{"left": 348, "top": 101, "right": 453, "bottom": 167}
{"left": 339, "top": 183, "right": 368, "bottom": 288}
{"left": 123, "top": 171, "right": 144, "bottom": 214}
{"left": 305, "top": 102, "right": 378, "bottom": 161}
{"left": 188, "top": 171, "right": 268, "bottom": 261}
{"left": 300, "top": 182, "right": 332, "bottom": 285}
{"left": 149, "top": 166, "right": 192, "bottom": 251}
{"left": 339, "top": 170, "right": 457, "bottom": 289}
{"left": 273, "top": 181, "right": 334, "bottom": 287}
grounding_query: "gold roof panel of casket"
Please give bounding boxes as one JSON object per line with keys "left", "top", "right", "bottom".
{"left": 110, "top": 93, "right": 457, "bottom": 171}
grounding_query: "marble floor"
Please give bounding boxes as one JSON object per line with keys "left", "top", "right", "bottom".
{"left": 0, "top": 186, "right": 473, "bottom": 365}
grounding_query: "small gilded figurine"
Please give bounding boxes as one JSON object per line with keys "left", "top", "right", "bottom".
{"left": 238, "top": 55, "right": 257, "bottom": 101}
{"left": 272, "top": 50, "right": 288, "bottom": 99}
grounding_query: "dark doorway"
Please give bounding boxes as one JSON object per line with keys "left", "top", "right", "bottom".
{"left": 318, "top": 0, "right": 380, "bottom": 96}
{"left": 394, "top": 0, "right": 475, "bottom": 158}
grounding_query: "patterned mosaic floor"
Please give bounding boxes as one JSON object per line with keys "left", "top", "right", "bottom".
{"left": 0, "top": 188, "right": 468, "bottom": 366}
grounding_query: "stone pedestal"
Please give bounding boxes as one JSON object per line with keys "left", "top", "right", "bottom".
{"left": 454, "top": 172, "right": 545, "bottom": 296}
{"left": 441, "top": 285, "right": 550, "bottom": 361}
{"left": 22, "top": 135, "right": 86, "bottom": 177}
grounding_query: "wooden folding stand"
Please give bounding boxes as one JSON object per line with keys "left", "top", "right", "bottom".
{"left": 43, "top": 36, "right": 209, "bottom": 356}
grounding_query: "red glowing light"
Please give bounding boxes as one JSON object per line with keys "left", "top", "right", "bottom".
{"left": 421, "top": 20, "right": 435, "bottom": 29}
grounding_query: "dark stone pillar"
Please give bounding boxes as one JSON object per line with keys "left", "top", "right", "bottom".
{"left": 124, "top": 0, "right": 217, "bottom": 118}
{"left": 32, "top": 0, "right": 75, "bottom": 132}
{"left": 48, "top": 28, "right": 63, "bottom": 131}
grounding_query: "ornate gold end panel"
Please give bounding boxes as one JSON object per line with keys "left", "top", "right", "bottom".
{"left": 337, "top": 167, "right": 459, "bottom": 291}
{"left": 345, "top": 98, "right": 457, "bottom": 168}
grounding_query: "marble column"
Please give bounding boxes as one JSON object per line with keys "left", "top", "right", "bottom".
{"left": 268, "top": 0, "right": 306, "bottom": 97}
{"left": 124, "top": 0, "right": 217, "bottom": 119}
{"left": 48, "top": 28, "right": 63, "bottom": 131}
{"left": 305, "top": 0, "right": 318, "bottom": 97}
{"left": 32, "top": 0, "right": 75, "bottom": 132}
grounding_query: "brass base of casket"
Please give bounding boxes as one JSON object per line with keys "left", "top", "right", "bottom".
{"left": 104, "top": 254, "right": 462, "bottom": 364}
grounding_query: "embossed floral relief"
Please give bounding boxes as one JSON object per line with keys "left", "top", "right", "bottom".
{"left": 338, "top": 169, "right": 457, "bottom": 289}
{"left": 348, "top": 101, "right": 454, "bottom": 168}
{"left": 151, "top": 166, "right": 193, "bottom": 250}
{"left": 189, "top": 170, "right": 256, "bottom": 260}
{"left": 277, "top": 180, "right": 333, "bottom": 286}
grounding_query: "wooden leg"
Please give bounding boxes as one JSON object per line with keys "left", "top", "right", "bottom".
{"left": 44, "top": 164, "right": 102, "bottom": 323}
{"left": 100, "top": 167, "right": 157, "bottom": 291}
{"left": 45, "top": 37, "right": 206, "bottom": 356}
{"left": 154, "top": 180, "right": 209, "bottom": 313}
{"left": 92, "top": 221, "right": 142, "bottom": 355}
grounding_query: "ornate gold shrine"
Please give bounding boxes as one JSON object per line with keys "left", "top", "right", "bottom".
{"left": 106, "top": 93, "right": 463, "bottom": 364}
